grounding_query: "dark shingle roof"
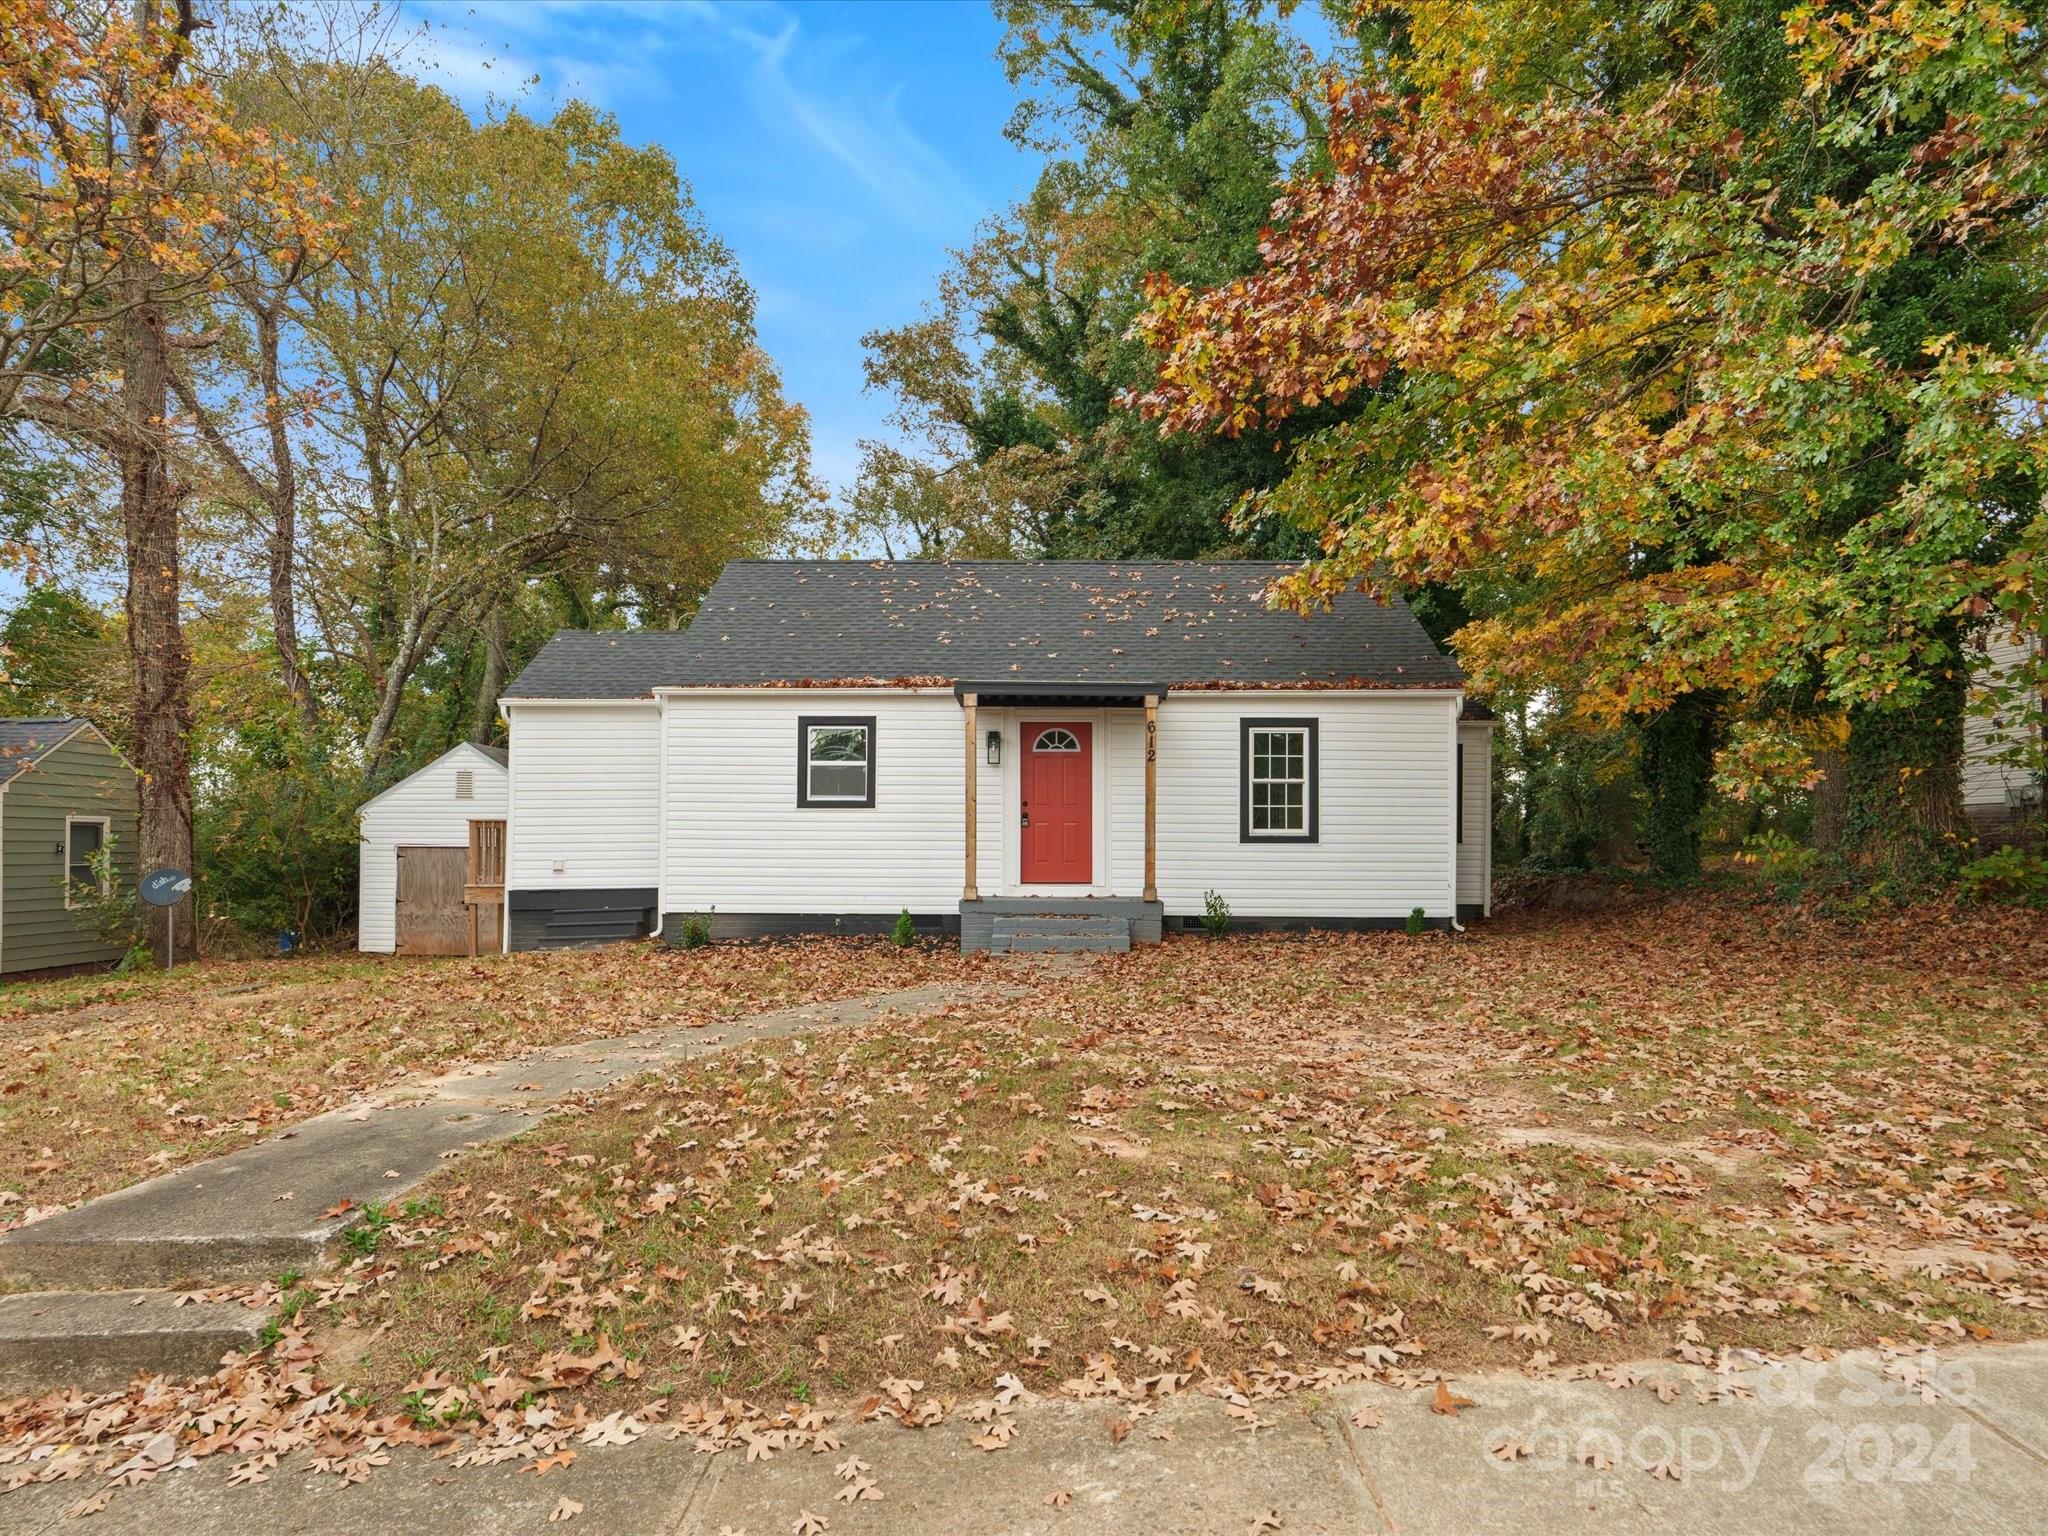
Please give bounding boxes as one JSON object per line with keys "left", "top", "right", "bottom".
{"left": 472, "top": 744, "right": 509, "bottom": 767}
{"left": 505, "top": 561, "right": 1462, "bottom": 699}
{"left": 0, "top": 717, "right": 88, "bottom": 787}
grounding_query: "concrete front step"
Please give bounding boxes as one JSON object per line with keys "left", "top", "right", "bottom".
{"left": 999, "top": 932, "right": 1130, "bottom": 953}
{"left": 0, "top": 1289, "right": 267, "bottom": 1393}
{"left": 960, "top": 897, "right": 1163, "bottom": 951}
{"left": 988, "top": 915, "right": 1131, "bottom": 954}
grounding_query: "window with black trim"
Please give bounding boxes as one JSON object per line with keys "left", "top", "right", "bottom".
{"left": 797, "top": 716, "right": 876, "bottom": 807}
{"left": 1240, "top": 719, "right": 1318, "bottom": 842}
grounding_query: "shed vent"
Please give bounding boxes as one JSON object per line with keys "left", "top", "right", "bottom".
{"left": 455, "top": 768, "right": 475, "bottom": 801}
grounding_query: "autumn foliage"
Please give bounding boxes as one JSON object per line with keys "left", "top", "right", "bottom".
{"left": 1134, "top": 1, "right": 2046, "bottom": 768}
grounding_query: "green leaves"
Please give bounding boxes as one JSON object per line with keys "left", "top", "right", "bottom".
{"left": 1135, "top": 0, "right": 2046, "bottom": 811}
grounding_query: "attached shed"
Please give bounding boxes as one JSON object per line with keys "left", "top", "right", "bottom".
{"left": 0, "top": 718, "right": 140, "bottom": 977}
{"left": 357, "top": 743, "right": 508, "bottom": 955}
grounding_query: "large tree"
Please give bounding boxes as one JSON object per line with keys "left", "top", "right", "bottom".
{"left": 855, "top": 0, "right": 1334, "bottom": 559}
{"left": 1, "top": 0, "right": 331, "bottom": 955}
{"left": 184, "top": 56, "right": 809, "bottom": 782}
{"left": 1136, "top": 0, "right": 2047, "bottom": 878}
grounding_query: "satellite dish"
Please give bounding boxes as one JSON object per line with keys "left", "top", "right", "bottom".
{"left": 140, "top": 867, "right": 192, "bottom": 907}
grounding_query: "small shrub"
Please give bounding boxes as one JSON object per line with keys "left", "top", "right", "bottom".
{"left": 65, "top": 842, "right": 141, "bottom": 951}
{"left": 1201, "top": 889, "right": 1231, "bottom": 936}
{"left": 1735, "top": 829, "right": 1819, "bottom": 882}
{"left": 1959, "top": 845, "right": 2048, "bottom": 904}
{"left": 676, "top": 913, "right": 712, "bottom": 950}
{"left": 892, "top": 908, "right": 916, "bottom": 947}
{"left": 1406, "top": 906, "right": 1427, "bottom": 936}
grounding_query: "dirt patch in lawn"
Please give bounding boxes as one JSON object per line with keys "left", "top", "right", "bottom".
{"left": 0, "top": 939, "right": 989, "bottom": 1221}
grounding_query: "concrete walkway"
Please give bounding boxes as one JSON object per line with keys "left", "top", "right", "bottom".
{"left": 5, "top": 1342, "right": 2044, "bottom": 1534}
{"left": 0, "top": 982, "right": 977, "bottom": 1389}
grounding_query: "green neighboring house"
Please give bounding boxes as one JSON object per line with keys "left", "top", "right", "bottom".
{"left": 0, "top": 718, "right": 140, "bottom": 977}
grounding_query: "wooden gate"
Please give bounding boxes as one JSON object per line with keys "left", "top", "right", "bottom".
{"left": 395, "top": 845, "right": 470, "bottom": 956}
{"left": 465, "top": 818, "right": 506, "bottom": 956}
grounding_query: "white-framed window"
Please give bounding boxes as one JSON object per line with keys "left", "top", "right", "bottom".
{"left": 1240, "top": 719, "right": 1318, "bottom": 842}
{"left": 1033, "top": 727, "right": 1081, "bottom": 753}
{"left": 65, "top": 816, "right": 111, "bottom": 907}
{"left": 797, "top": 715, "right": 876, "bottom": 808}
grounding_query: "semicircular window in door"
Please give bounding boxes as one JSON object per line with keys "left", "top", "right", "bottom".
{"left": 1033, "top": 727, "right": 1081, "bottom": 752}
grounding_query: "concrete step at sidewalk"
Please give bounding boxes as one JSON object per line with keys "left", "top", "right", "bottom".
{"left": 0, "top": 980, "right": 979, "bottom": 1395}
{"left": 0, "top": 983, "right": 973, "bottom": 1295}
{"left": 0, "top": 1290, "right": 267, "bottom": 1394}
{"left": 0, "top": 1099, "right": 545, "bottom": 1290}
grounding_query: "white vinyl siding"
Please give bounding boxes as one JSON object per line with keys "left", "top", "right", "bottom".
{"left": 655, "top": 690, "right": 1462, "bottom": 921}
{"left": 664, "top": 693, "right": 964, "bottom": 914}
{"left": 1145, "top": 693, "right": 1457, "bottom": 919}
{"left": 1964, "top": 629, "right": 2043, "bottom": 810}
{"left": 506, "top": 702, "right": 661, "bottom": 890}
{"left": 357, "top": 744, "right": 508, "bottom": 952}
{"left": 1457, "top": 722, "right": 1493, "bottom": 914}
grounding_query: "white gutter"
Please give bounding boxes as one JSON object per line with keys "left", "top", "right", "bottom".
{"left": 649, "top": 693, "right": 668, "bottom": 941}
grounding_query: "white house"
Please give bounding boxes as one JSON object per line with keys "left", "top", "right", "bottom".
{"left": 1964, "top": 626, "right": 2044, "bottom": 838}
{"left": 492, "top": 561, "right": 1491, "bottom": 953}
{"left": 357, "top": 741, "right": 508, "bottom": 954}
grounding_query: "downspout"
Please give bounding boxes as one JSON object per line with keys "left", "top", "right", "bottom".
{"left": 500, "top": 702, "right": 514, "bottom": 953}
{"left": 1448, "top": 696, "right": 1464, "bottom": 933}
{"left": 649, "top": 693, "right": 668, "bottom": 941}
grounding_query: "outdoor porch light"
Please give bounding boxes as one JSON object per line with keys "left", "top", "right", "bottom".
{"left": 986, "top": 729, "right": 1002, "bottom": 766}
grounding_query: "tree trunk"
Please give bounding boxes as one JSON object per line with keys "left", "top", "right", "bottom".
{"left": 121, "top": 0, "right": 198, "bottom": 963}
{"left": 361, "top": 604, "right": 455, "bottom": 786}
{"left": 1842, "top": 625, "right": 1969, "bottom": 885}
{"left": 1809, "top": 742, "right": 1849, "bottom": 852}
{"left": 469, "top": 602, "right": 508, "bottom": 745}
{"left": 256, "top": 306, "right": 316, "bottom": 725}
{"left": 1638, "top": 691, "right": 1720, "bottom": 880}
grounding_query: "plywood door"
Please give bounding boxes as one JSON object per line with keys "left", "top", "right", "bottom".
{"left": 1020, "top": 722, "right": 1092, "bottom": 884}
{"left": 395, "top": 845, "right": 469, "bottom": 956}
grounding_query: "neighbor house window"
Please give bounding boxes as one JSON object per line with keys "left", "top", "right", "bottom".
{"left": 1240, "top": 719, "right": 1318, "bottom": 842}
{"left": 797, "top": 716, "right": 876, "bottom": 808}
{"left": 65, "top": 817, "right": 109, "bottom": 906}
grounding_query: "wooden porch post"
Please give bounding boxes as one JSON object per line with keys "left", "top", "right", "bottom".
{"left": 1143, "top": 694, "right": 1159, "bottom": 902}
{"left": 963, "top": 692, "right": 980, "bottom": 901}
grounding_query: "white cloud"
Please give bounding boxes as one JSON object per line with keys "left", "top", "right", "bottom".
{"left": 404, "top": 0, "right": 972, "bottom": 232}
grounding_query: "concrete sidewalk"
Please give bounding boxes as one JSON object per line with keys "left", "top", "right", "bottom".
{"left": 6, "top": 1342, "right": 2044, "bottom": 1535}
{"left": 0, "top": 981, "right": 981, "bottom": 1389}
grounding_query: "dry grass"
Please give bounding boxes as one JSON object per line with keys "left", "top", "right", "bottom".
{"left": 0, "top": 939, "right": 985, "bottom": 1219}
{"left": 315, "top": 894, "right": 2048, "bottom": 1421}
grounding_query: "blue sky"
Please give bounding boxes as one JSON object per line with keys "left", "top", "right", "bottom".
{"left": 401, "top": 0, "right": 1042, "bottom": 505}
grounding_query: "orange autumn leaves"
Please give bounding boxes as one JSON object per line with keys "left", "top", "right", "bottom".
{"left": 1129, "top": 1, "right": 2048, "bottom": 731}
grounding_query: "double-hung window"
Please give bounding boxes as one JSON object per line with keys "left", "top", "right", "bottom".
{"left": 797, "top": 716, "right": 876, "bottom": 808}
{"left": 65, "top": 817, "right": 110, "bottom": 906}
{"left": 1240, "top": 719, "right": 1318, "bottom": 842}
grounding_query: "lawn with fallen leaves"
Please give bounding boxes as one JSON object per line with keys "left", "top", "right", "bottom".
{"left": 0, "top": 939, "right": 984, "bottom": 1222}
{"left": 3, "top": 894, "right": 2045, "bottom": 1502}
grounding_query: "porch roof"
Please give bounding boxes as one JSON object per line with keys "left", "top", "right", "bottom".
{"left": 952, "top": 680, "right": 1166, "bottom": 708}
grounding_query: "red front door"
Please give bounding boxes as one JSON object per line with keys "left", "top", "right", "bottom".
{"left": 1020, "top": 721, "right": 1092, "bottom": 884}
